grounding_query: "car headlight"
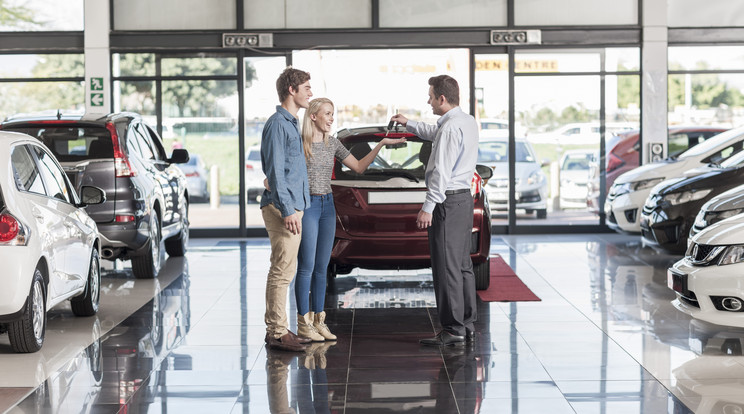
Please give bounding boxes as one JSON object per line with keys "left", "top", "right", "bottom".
{"left": 718, "top": 244, "right": 744, "bottom": 266}
{"left": 695, "top": 208, "right": 744, "bottom": 229}
{"left": 631, "top": 177, "right": 665, "bottom": 192}
{"left": 610, "top": 182, "right": 631, "bottom": 197}
{"left": 661, "top": 189, "right": 712, "bottom": 206}
{"left": 526, "top": 170, "right": 544, "bottom": 186}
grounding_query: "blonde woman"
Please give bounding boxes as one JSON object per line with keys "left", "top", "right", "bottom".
{"left": 294, "top": 97, "right": 405, "bottom": 341}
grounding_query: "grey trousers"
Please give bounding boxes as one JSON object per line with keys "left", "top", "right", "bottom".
{"left": 428, "top": 191, "right": 477, "bottom": 337}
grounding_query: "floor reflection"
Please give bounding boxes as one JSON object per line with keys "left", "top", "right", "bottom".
{"left": 9, "top": 234, "right": 744, "bottom": 413}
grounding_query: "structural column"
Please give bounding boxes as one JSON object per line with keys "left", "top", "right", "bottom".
{"left": 84, "top": 0, "right": 111, "bottom": 115}
{"left": 641, "top": 0, "right": 668, "bottom": 164}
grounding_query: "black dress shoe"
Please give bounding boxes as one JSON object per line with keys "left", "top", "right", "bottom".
{"left": 420, "top": 331, "right": 465, "bottom": 347}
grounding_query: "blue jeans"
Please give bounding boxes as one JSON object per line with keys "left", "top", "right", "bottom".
{"left": 295, "top": 193, "right": 335, "bottom": 314}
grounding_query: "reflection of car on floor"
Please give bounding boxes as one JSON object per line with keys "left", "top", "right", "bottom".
{"left": 478, "top": 136, "right": 548, "bottom": 218}
{"left": 0, "top": 131, "right": 106, "bottom": 353}
{"left": 328, "top": 125, "right": 493, "bottom": 290}
{"left": 558, "top": 149, "right": 596, "bottom": 209}
{"left": 669, "top": 211, "right": 744, "bottom": 328}
{"left": 178, "top": 153, "right": 209, "bottom": 203}
{"left": 245, "top": 145, "right": 265, "bottom": 203}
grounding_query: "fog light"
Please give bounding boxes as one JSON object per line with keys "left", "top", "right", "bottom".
{"left": 722, "top": 297, "right": 744, "bottom": 312}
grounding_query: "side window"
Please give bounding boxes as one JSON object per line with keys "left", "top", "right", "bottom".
{"left": 10, "top": 146, "right": 46, "bottom": 195}
{"left": 125, "top": 125, "right": 145, "bottom": 158}
{"left": 668, "top": 133, "right": 689, "bottom": 157}
{"left": 131, "top": 124, "right": 155, "bottom": 160}
{"left": 141, "top": 124, "right": 167, "bottom": 160}
{"left": 31, "top": 145, "right": 71, "bottom": 203}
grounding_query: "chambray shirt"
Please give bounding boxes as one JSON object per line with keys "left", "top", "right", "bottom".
{"left": 260, "top": 105, "right": 310, "bottom": 217}
{"left": 406, "top": 106, "right": 478, "bottom": 214}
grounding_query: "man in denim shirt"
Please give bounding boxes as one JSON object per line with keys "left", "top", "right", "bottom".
{"left": 261, "top": 67, "right": 312, "bottom": 352}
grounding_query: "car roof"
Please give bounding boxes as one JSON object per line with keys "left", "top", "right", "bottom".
{"left": 2, "top": 111, "right": 142, "bottom": 126}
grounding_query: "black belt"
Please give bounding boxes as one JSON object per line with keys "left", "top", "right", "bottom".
{"left": 445, "top": 188, "right": 470, "bottom": 195}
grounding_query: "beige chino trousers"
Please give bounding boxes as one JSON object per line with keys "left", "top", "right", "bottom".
{"left": 262, "top": 203, "right": 303, "bottom": 338}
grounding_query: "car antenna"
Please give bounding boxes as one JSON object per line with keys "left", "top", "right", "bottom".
{"left": 56, "top": 109, "right": 62, "bottom": 120}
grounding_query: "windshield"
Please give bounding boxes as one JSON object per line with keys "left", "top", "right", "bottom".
{"left": 679, "top": 128, "right": 743, "bottom": 159}
{"left": 477, "top": 141, "right": 535, "bottom": 163}
{"left": 720, "top": 148, "right": 744, "bottom": 168}
{"left": 561, "top": 152, "right": 594, "bottom": 171}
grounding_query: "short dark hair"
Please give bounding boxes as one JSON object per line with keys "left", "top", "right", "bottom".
{"left": 276, "top": 67, "right": 311, "bottom": 102}
{"left": 428, "top": 75, "right": 460, "bottom": 106}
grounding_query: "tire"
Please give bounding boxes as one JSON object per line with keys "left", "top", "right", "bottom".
{"left": 8, "top": 269, "right": 46, "bottom": 353}
{"left": 165, "top": 202, "right": 189, "bottom": 257}
{"left": 536, "top": 209, "right": 547, "bottom": 219}
{"left": 71, "top": 249, "right": 101, "bottom": 316}
{"left": 474, "top": 258, "right": 490, "bottom": 291}
{"left": 132, "top": 214, "right": 162, "bottom": 279}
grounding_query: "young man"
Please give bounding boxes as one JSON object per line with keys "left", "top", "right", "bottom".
{"left": 391, "top": 75, "right": 479, "bottom": 347}
{"left": 261, "top": 67, "right": 313, "bottom": 352}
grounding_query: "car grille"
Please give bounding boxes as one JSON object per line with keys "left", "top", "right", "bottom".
{"left": 688, "top": 243, "right": 725, "bottom": 265}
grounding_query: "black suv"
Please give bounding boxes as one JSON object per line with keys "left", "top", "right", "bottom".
{"left": 1, "top": 112, "right": 190, "bottom": 279}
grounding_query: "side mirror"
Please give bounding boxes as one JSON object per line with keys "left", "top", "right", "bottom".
{"left": 169, "top": 148, "right": 190, "bottom": 164}
{"left": 476, "top": 164, "right": 493, "bottom": 180}
{"left": 79, "top": 186, "right": 106, "bottom": 206}
{"left": 541, "top": 158, "right": 551, "bottom": 168}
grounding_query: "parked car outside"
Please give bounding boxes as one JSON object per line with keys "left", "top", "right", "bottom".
{"left": 527, "top": 122, "right": 635, "bottom": 145}
{"left": 1, "top": 112, "right": 191, "bottom": 279}
{"left": 606, "top": 126, "right": 744, "bottom": 234}
{"left": 478, "top": 136, "right": 548, "bottom": 218}
{"left": 558, "top": 149, "right": 596, "bottom": 209}
{"left": 587, "top": 126, "right": 729, "bottom": 216}
{"left": 177, "top": 153, "right": 209, "bottom": 203}
{"left": 689, "top": 183, "right": 744, "bottom": 239}
{"left": 0, "top": 131, "right": 106, "bottom": 353}
{"left": 328, "top": 125, "right": 493, "bottom": 290}
{"left": 245, "top": 145, "right": 265, "bottom": 203}
{"left": 640, "top": 148, "right": 744, "bottom": 253}
{"left": 479, "top": 118, "right": 527, "bottom": 139}
{"left": 668, "top": 211, "right": 744, "bottom": 328}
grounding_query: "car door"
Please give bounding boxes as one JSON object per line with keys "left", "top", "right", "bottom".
{"left": 30, "top": 144, "right": 90, "bottom": 294}
{"left": 139, "top": 123, "right": 181, "bottom": 226}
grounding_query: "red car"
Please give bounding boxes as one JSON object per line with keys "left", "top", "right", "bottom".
{"left": 587, "top": 126, "right": 729, "bottom": 212}
{"left": 328, "top": 125, "right": 493, "bottom": 290}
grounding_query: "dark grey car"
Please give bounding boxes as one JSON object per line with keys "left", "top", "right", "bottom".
{"left": 1, "top": 112, "right": 190, "bottom": 279}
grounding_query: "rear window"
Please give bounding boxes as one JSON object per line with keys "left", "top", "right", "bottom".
{"left": 336, "top": 137, "right": 426, "bottom": 181}
{"left": 478, "top": 141, "right": 535, "bottom": 163}
{"left": 3, "top": 126, "right": 114, "bottom": 162}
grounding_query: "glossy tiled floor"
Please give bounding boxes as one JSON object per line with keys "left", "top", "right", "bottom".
{"left": 2, "top": 234, "right": 744, "bottom": 413}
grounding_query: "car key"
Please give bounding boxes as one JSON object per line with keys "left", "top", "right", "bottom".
{"left": 385, "top": 120, "right": 396, "bottom": 137}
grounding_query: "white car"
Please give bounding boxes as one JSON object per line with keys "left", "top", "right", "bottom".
{"left": 245, "top": 145, "right": 265, "bottom": 203}
{"left": 607, "top": 126, "right": 744, "bottom": 234}
{"left": 668, "top": 212, "right": 744, "bottom": 328}
{"left": 0, "top": 131, "right": 105, "bottom": 353}
{"left": 478, "top": 137, "right": 548, "bottom": 218}
{"left": 527, "top": 122, "right": 634, "bottom": 145}
{"left": 558, "top": 149, "right": 596, "bottom": 209}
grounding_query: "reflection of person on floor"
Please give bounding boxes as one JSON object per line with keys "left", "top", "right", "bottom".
{"left": 266, "top": 350, "right": 298, "bottom": 414}
{"left": 436, "top": 347, "right": 479, "bottom": 413}
{"left": 294, "top": 342, "right": 336, "bottom": 413}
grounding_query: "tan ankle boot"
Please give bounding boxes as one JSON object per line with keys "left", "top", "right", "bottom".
{"left": 297, "top": 313, "right": 325, "bottom": 342}
{"left": 312, "top": 311, "right": 337, "bottom": 341}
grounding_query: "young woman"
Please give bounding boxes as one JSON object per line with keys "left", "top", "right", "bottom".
{"left": 295, "top": 97, "right": 405, "bottom": 341}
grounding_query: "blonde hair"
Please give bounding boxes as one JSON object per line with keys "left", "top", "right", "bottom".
{"left": 301, "top": 97, "right": 334, "bottom": 159}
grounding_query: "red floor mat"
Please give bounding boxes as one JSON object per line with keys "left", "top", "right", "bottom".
{"left": 477, "top": 255, "right": 541, "bottom": 302}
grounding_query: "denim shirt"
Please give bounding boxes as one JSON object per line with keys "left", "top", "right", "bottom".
{"left": 260, "top": 105, "right": 310, "bottom": 217}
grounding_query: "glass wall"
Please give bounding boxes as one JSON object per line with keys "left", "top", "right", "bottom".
{"left": 113, "top": 53, "right": 240, "bottom": 230}
{"left": 0, "top": 54, "right": 85, "bottom": 120}
{"left": 512, "top": 49, "right": 640, "bottom": 227}
{"left": 0, "top": 0, "right": 84, "bottom": 31}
